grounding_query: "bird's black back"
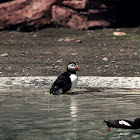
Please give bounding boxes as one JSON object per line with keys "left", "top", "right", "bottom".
{"left": 50, "top": 71, "right": 72, "bottom": 94}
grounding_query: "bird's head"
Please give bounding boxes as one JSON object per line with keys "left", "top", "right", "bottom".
{"left": 134, "top": 118, "right": 140, "bottom": 128}
{"left": 67, "top": 62, "right": 80, "bottom": 73}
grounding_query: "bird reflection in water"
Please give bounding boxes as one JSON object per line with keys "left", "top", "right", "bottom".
{"left": 70, "top": 96, "right": 79, "bottom": 134}
{"left": 70, "top": 96, "right": 78, "bottom": 120}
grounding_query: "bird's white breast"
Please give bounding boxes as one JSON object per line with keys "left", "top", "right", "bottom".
{"left": 70, "top": 74, "right": 78, "bottom": 90}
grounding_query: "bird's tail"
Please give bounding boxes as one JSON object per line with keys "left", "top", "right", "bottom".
{"left": 104, "top": 120, "right": 110, "bottom": 126}
{"left": 50, "top": 86, "right": 55, "bottom": 94}
{"left": 50, "top": 85, "right": 58, "bottom": 94}
{"left": 104, "top": 120, "right": 108, "bottom": 123}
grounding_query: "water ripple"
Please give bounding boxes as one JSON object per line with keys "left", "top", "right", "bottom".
{"left": 0, "top": 91, "right": 140, "bottom": 140}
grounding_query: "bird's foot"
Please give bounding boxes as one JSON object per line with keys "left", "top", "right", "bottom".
{"left": 107, "top": 127, "right": 112, "bottom": 131}
{"left": 62, "top": 92, "right": 73, "bottom": 95}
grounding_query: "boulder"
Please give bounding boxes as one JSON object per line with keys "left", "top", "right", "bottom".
{"left": 0, "top": 0, "right": 58, "bottom": 30}
{"left": 0, "top": 0, "right": 118, "bottom": 30}
{"left": 52, "top": 5, "right": 110, "bottom": 29}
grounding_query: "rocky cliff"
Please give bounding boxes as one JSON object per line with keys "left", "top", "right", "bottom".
{"left": 0, "top": 0, "right": 138, "bottom": 30}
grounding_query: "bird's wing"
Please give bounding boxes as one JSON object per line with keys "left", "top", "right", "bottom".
{"left": 104, "top": 120, "right": 133, "bottom": 129}
{"left": 119, "top": 120, "right": 131, "bottom": 127}
{"left": 50, "top": 72, "right": 71, "bottom": 94}
{"left": 104, "top": 120, "right": 121, "bottom": 128}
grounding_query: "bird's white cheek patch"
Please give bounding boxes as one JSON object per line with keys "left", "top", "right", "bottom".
{"left": 119, "top": 120, "right": 131, "bottom": 126}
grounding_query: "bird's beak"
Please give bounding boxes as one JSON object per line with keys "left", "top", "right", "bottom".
{"left": 76, "top": 65, "right": 80, "bottom": 71}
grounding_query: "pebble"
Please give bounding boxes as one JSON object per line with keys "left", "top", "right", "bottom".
{"left": 113, "top": 32, "right": 126, "bottom": 36}
{"left": 57, "top": 38, "right": 63, "bottom": 42}
{"left": 33, "top": 34, "right": 37, "bottom": 37}
{"left": 103, "top": 57, "right": 108, "bottom": 61}
{"left": 71, "top": 53, "right": 77, "bottom": 56}
{"left": 75, "top": 40, "right": 82, "bottom": 43}
{"left": 57, "top": 59, "right": 63, "bottom": 63}
{"left": 1, "top": 53, "right": 8, "bottom": 57}
{"left": 105, "top": 65, "right": 109, "bottom": 68}
{"left": 64, "top": 38, "right": 75, "bottom": 42}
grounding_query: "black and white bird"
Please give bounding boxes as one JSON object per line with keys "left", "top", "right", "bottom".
{"left": 50, "top": 62, "right": 80, "bottom": 95}
{"left": 104, "top": 118, "right": 140, "bottom": 130}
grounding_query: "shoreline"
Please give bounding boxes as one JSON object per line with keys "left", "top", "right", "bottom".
{"left": 0, "top": 76, "right": 140, "bottom": 91}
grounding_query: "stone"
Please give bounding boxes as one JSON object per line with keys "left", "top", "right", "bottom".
{"left": 62, "top": 0, "right": 87, "bottom": 10}
{"left": 0, "top": 0, "right": 118, "bottom": 30}
{"left": 75, "top": 40, "right": 82, "bottom": 43}
{"left": 103, "top": 57, "right": 108, "bottom": 61}
{"left": 52, "top": 4, "right": 110, "bottom": 29}
{"left": 1, "top": 53, "right": 8, "bottom": 57}
{"left": 113, "top": 32, "right": 126, "bottom": 36}
{"left": 64, "top": 38, "right": 75, "bottom": 42}
{"left": 0, "top": 0, "right": 58, "bottom": 30}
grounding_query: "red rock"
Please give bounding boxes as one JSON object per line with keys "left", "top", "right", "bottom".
{"left": 0, "top": 0, "right": 118, "bottom": 30}
{"left": 0, "top": 0, "right": 58, "bottom": 30}
{"left": 52, "top": 5, "right": 110, "bottom": 29}
{"left": 62, "top": 0, "right": 87, "bottom": 10}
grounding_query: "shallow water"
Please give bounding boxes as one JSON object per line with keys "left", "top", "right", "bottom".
{"left": 0, "top": 90, "right": 140, "bottom": 140}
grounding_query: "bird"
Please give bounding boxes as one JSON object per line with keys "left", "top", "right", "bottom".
{"left": 50, "top": 62, "right": 80, "bottom": 95}
{"left": 104, "top": 118, "right": 140, "bottom": 130}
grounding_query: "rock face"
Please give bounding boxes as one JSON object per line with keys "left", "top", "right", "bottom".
{"left": 0, "top": 0, "right": 58, "bottom": 30}
{"left": 0, "top": 0, "right": 119, "bottom": 30}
